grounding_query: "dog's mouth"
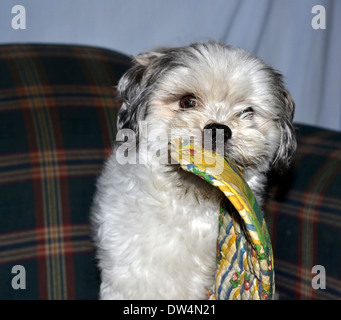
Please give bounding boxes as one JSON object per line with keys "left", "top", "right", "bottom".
{"left": 167, "top": 136, "right": 245, "bottom": 177}
{"left": 160, "top": 121, "right": 260, "bottom": 173}
{"left": 164, "top": 136, "right": 253, "bottom": 176}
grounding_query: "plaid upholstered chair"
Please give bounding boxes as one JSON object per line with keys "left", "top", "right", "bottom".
{"left": 0, "top": 44, "right": 340, "bottom": 299}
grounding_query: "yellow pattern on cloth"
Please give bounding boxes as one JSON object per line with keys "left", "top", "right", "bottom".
{"left": 169, "top": 139, "right": 275, "bottom": 300}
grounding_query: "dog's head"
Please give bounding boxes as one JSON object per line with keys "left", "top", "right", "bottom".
{"left": 117, "top": 41, "right": 296, "bottom": 173}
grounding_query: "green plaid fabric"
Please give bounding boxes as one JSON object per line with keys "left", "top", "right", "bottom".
{"left": 1, "top": 44, "right": 340, "bottom": 300}
{"left": 265, "top": 124, "right": 341, "bottom": 299}
{"left": 0, "top": 44, "right": 131, "bottom": 299}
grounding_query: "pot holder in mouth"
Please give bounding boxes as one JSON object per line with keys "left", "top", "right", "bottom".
{"left": 169, "top": 139, "right": 275, "bottom": 300}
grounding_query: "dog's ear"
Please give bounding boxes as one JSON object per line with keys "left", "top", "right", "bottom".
{"left": 117, "top": 51, "right": 167, "bottom": 134}
{"left": 272, "top": 78, "right": 297, "bottom": 171}
{"left": 116, "top": 49, "right": 170, "bottom": 144}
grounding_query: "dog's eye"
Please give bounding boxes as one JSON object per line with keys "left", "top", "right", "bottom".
{"left": 239, "top": 107, "right": 254, "bottom": 118}
{"left": 180, "top": 95, "right": 199, "bottom": 109}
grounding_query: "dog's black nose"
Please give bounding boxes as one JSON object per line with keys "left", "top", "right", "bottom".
{"left": 204, "top": 123, "right": 232, "bottom": 144}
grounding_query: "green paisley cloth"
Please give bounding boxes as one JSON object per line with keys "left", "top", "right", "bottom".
{"left": 169, "top": 139, "right": 275, "bottom": 300}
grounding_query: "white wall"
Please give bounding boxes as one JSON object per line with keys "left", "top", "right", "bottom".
{"left": 1, "top": 0, "right": 340, "bottom": 130}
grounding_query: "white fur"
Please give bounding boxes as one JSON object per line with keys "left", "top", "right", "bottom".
{"left": 91, "top": 42, "right": 295, "bottom": 300}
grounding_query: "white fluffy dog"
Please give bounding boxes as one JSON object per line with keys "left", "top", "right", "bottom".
{"left": 91, "top": 41, "right": 296, "bottom": 299}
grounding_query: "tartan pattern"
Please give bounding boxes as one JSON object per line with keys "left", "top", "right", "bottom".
{"left": 0, "top": 44, "right": 131, "bottom": 299}
{"left": 265, "top": 124, "right": 341, "bottom": 299}
{"left": 0, "top": 44, "right": 340, "bottom": 300}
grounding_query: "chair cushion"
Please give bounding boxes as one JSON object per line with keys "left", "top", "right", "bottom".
{"left": 0, "top": 44, "right": 131, "bottom": 299}
{"left": 265, "top": 123, "right": 341, "bottom": 299}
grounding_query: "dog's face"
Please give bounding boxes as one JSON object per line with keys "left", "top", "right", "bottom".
{"left": 117, "top": 42, "right": 296, "bottom": 174}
